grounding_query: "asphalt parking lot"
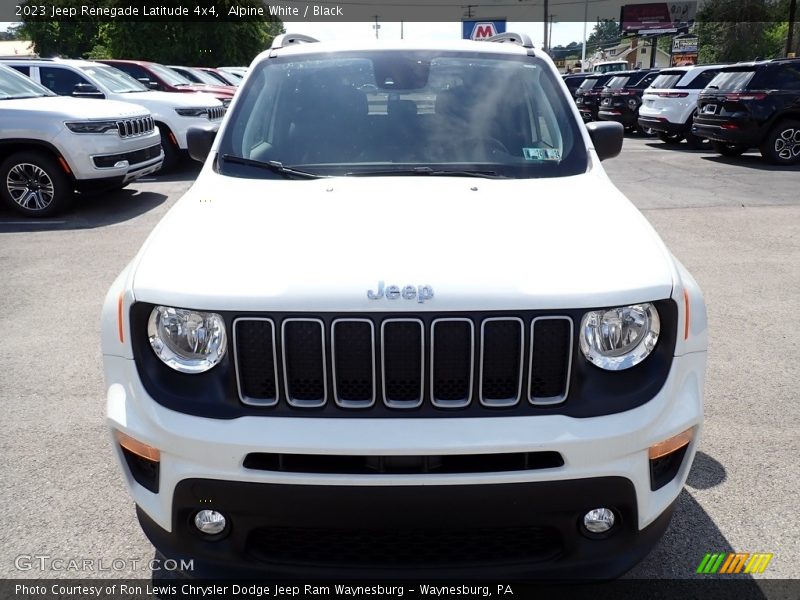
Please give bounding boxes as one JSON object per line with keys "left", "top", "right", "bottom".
{"left": 0, "top": 138, "right": 798, "bottom": 581}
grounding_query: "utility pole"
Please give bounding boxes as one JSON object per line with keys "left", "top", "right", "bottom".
{"left": 400, "top": 21, "right": 404, "bottom": 40}
{"left": 788, "top": 0, "right": 797, "bottom": 57}
{"left": 543, "top": 0, "right": 549, "bottom": 52}
{"left": 581, "top": 0, "right": 589, "bottom": 70}
{"left": 650, "top": 36, "right": 658, "bottom": 68}
{"left": 549, "top": 14, "right": 555, "bottom": 53}
{"left": 372, "top": 15, "right": 380, "bottom": 39}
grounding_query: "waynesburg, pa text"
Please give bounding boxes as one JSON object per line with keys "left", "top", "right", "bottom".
{"left": 14, "top": 583, "right": 514, "bottom": 597}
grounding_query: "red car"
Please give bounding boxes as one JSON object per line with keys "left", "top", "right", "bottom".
{"left": 98, "top": 59, "right": 234, "bottom": 106}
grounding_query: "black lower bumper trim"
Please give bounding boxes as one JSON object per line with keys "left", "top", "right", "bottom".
{"left": 137, "top": 477, "right": 675, "bottom": 579}
{"left": 638, "top": 118, "right": 685, "bottom": 135}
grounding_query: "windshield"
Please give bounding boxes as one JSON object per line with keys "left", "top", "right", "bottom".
{"left": 149, "top": 63, "right": 192, "bottom": 86}
{"left": 0, "top": 64, "right": 54, "bottom": 99}
{"left": 707, "top": 70, "right": 756, "bottom": 91}
{"left": 594, "top": 63, "right": 626, "bottom": 73}
{"left": 650, "top": 73, "right": 684, "bottom": 89}
{"left": 218, "top": 51, "right": 587, "bottom": 179}
{"left": 188, "top": 68, "right": 223, "bottom": 86}
{"left": 81, "top": 65, "right": 147, "bottom": 93}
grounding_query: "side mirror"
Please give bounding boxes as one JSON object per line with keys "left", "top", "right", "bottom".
{"left": 72, "top": 83, "right": 104, "bottom": 98}
{"left": 585, "top": 121, "right": 624, "bottom": 161}
{"left": 186, "top": 125, "right": 218, "bottom": 163}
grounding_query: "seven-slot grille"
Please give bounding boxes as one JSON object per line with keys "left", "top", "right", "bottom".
{"left": 117, "top": 116, "right": 155, "bottom": 138}
{"left": 207, "top": 106, "right": 226, "bottom": 120}
{"left": 233, "top": 315, "right": 573, "bottom": 413}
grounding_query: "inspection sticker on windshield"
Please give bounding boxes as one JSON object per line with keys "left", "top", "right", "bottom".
{"left": 523, "top": 148, "right": 561, "bottom": 161}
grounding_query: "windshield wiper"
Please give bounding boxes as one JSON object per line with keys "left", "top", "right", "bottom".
{"left": 345, "top": 166, "right": 507, "bottom": 179}
{"left": 220, "top": 154, "right": 326, "bottom": 179}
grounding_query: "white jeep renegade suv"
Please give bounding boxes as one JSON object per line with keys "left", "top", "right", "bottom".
{"left": 0, "top": 63, "right": 162, "bottom": 217}
{"left": 102, "top": 34, "right": 708, "bottom": 578}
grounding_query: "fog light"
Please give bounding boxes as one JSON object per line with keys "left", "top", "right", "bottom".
{"left": 583, "top": 508, "right": 615, "bottom": 534}
{"left": 194, "top": 510, "right": 226, "bottom": 535}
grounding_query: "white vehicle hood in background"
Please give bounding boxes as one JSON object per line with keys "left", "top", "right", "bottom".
{"left": 3, "top": 96, "right": 148, "bottom": 118}
{"left": 133, "top": 174, "right": 676, "bottom": 311}
{"left": 115, "top": 90, "right": 221, "bottom": 108}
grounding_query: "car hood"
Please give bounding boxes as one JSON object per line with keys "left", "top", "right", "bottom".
{"left": 132, "top": 172, "right": 676, "bottom": 312}
{"left": 184, "top": 83, "right": 235, "bottom": 96}
{"left": 114, "top": 90, "right": 221, "bottom": 107}
{"left": 1, "top": 96, "right": 148, "bottom": 118}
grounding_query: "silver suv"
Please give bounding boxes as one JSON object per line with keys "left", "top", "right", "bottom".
{"left": 0, "top": 64, "right": 162, "bottom": 217}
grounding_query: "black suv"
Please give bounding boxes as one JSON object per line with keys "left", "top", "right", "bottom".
{"left": 563, "top": 73, "right": 588, "bottom": 98}
{"left": 574, "top": 73, "right": 616, "bottom": 121}
{"left": 692, "top": 59, "right": 800, "bottom": 165}
{"left": 597, "top": 69, "right": 660, "bottom": 131}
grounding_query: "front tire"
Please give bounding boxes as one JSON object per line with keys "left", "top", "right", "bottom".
{"left": 0, "top": 152, "right": 72, "bottom": 218}
{"left": 712, "top": 142, "right": 748, "bottom": 157}
{"left": 158, "top": 128, "right": 180, "bottom": 173}
{"left": 760, "top": 120, "right": 800, "bottom": 165}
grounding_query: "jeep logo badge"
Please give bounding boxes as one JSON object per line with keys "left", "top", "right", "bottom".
{"left": 367, "top": 281, "right": 434, "bottom": 303}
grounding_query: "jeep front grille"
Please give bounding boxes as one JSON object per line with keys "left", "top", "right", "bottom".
{"left": 117, "top": 116, "right": 155, "bottom": 138}
{"left": 233, "top": 314, "right": 573, "bottom": 413}
{"left": 207, "top": 106, "right": 226, "bottom": 120}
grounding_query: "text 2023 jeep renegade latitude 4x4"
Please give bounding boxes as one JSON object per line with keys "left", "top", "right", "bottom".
{"left": 102, "top": 34, "right": 708, "bottom": 578}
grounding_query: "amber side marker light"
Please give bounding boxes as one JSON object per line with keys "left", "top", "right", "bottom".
{"left": 683, "top": 289, "right": 691, "bottom": 340}
{"left": 115, "top": 430, "right": 160, "bottom": 462}
{"left": 117, "top": 291, "right": 125, "bottom": 343}
{"left": 57, "top": 156, "right": 72, "bottom": 175}
{"left": 649, "top": 428, "right": 694, "bottom": 460}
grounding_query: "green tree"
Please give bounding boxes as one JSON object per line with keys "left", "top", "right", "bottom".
{"left": 695, "top": 0, "right": 788, "bottom": 62}
{"left": 18, "top": 0, "right": 283, "bottom": 64}
{"left": 99, "top": 19, "right": 282, "bottom": 66}
{"left": 586, "top": 19, "right": 621, "bottom": 55}
{"left": 18, "top": 0, "right": 100, "bottom": 57}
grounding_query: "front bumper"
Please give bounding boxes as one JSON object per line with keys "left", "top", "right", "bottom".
{"left": 138, "top": 478, "right": 676, "bottom": 578}
{"left": 105, "top": 348, "right": 705, "bottom": 576}
{"left": 53, "top": 127, "right": 162, "bottom": 182}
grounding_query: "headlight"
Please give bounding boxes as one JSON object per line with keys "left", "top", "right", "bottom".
{"left": 65, "top": 120, "right": 119, "bottom": 134}
{"left": 579, "top": 303, "right": 660, "bottom": 371}
{"left": 147, "top": 306, "right": 227, "bottom": 373}
{"left": 175, "top": 107, "right": 208, "bottom": 117}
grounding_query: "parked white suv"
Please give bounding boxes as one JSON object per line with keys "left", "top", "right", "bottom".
{"left": 0, "top": 63, "right": 162, "bottom": 217}
{"left": 638, "top": 64, "right": 727, "bottom": 148}
{"left": 2, "top": 58, "right": 225, "bottom": 171}
{"left": 102, "top": 34, "right": 707, "bottom": 578}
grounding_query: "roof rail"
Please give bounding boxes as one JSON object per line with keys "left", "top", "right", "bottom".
{"left": 485, "top": 32, "right": 534, "bottom": 49}
{"left": 270, "top": 33, "right": 320, "bottom": 51}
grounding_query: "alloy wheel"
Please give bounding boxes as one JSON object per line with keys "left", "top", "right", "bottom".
{"left": 774, "top": 127, "right": 800, "bottom": 161}
{"left": 6, "top": 163, "right": 56, "bottom": 211}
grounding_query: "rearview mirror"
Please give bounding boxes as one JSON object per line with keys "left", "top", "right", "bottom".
{"left": 585, "top": 121, "right": 624, "bottom": 161}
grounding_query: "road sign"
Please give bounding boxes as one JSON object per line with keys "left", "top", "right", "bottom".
{"left": 462, "top": 20, "right": 506, "bottom": 41}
